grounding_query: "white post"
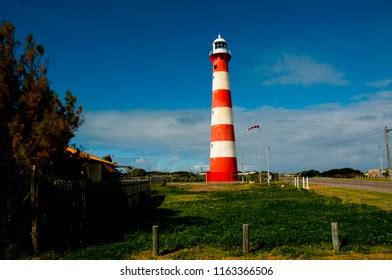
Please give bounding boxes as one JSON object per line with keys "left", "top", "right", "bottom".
{"left": 302, "top": 177, "right": 305, "bottom": 189}
{"left": 306, "top": 177, "right": 309, "bottom": 189}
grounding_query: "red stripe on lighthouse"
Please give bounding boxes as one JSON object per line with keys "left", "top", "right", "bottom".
{"left": 210, "top": 124, "right": 235, "bottom": 142}
{"left": 212, "top": 57, "right": 229, "bottom": 72}
{"left": 207, "top": 157, "right": 238, "bottom": 181}
{"left": 212, "top": 89, "right": 232, "bottom": 108}
{"left": 210, "top": 157, "right": 238, "bottom": 172}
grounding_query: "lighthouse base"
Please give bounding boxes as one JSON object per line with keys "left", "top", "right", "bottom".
{"left": 206, "top": 171, "right": 239, "bottom": 182}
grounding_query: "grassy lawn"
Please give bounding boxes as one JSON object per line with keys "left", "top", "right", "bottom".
{"left": 45, "top": 182, "right": 392, "bottom": 260}
{"left": 311, "top": 185, "right": 392, "bottom": 210}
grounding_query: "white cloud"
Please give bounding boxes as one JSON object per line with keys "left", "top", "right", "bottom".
{"left": 134, "top": 157, "right": 156, "bottom": 170}
{"left": 366, "top": 79, "right": 392, "bottom": 88}
{"left": 76, "top": 91, "right": 392, "bottom": 172}
{"left": 261, "top": 54, "right": 349, "bottom": 86}
{"left": 75, "top": 109, "right": 210, "bottom": 171}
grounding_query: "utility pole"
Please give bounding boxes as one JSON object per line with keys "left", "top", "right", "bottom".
{"left": 385, "top": 126, "right": 392, "bottom": 180}
{"left": 267, "top": 147, "right": 271, "bottom": 186}
{"left": 379, "top": 146, "right": 383, "bottom": 178}
{"left": 258, "top": 126, "right": 262, "bottom": 184}
{"left": 241, "top": 154, "right": 244, "bottom": 183}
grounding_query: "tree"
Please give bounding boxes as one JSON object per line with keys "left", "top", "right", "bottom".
{"left": 321, "top": 168, "right": 363, "bottom": 178}
{"left": 128, "top": 168, "right": 147, "bottom": 177}
{"left": 0, "top": 21, "right": 83, "bottom": 255}
{"left": 299, "top": 170, "right": 320, "bottom": 178}
{"left": 103, "top": 154, "right": 113, "bottom": 162}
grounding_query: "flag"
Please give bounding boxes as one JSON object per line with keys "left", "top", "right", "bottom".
{"left": 247, "top": 124, "right": 260, "bottom": 131}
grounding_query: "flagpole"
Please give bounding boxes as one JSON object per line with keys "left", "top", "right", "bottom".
{"left": 247, "top": 124, "right": 262, "bottom": 184}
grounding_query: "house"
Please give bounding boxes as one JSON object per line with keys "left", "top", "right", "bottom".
{"left": 367, "top": 168, "right": 383, "bottom": 178}
{"left": 57, "top": 147, "right": 118, "bottom": 182}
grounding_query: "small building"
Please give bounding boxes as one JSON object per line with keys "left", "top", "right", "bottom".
{"left": 57, "top": 147, "right": 118, "bottom": 182}
{"left": 367, "top": 168, "right": 383, "bottom": 178}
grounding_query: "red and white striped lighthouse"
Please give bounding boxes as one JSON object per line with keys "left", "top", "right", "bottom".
{"left": 206, "top": 34, "right": 238, "bottom": 182}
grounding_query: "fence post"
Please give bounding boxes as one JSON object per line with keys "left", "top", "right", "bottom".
{"left": 331, "top": 222, "right": 340, "bottom": 252}
{"left": 152, "top": 225, "right": 159, "bottom": 256}
{"left": 243, "top": 224, "right": 249, "bottom": 254}
{"left": 31, "top": 165, "right": 38, "bottom": 255}
{"left": 306, "top": 177, "right": 309, "bottom": 190}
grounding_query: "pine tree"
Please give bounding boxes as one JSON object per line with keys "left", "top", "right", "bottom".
{"left": 0, "top": 21, "right": 83, "bottom": 255}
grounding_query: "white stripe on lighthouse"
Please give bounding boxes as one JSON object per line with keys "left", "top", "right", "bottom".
{"left": 211, "top": 107, "right": 234, "bottom": 125}
{"left": 212, "top": 71, "right": 231, "bottom": 91}
{"left": 210, "top": 141, "right": 237, "bottom": 158}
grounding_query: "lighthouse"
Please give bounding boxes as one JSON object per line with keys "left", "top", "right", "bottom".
{"left": 206, "top": 34, "right": 238, "bottom": 182}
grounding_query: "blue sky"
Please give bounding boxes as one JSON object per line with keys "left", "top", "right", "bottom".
{"left": 3, "top": 0, "right": 392, "bottom": 172}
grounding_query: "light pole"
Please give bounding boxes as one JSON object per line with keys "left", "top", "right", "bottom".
{"left": 267, "top": 147, "right": 270, "bottom": 186}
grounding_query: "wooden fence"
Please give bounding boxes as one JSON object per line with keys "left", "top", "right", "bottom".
{"left": 35, "top": 178, "right": 150, "bottom": 251}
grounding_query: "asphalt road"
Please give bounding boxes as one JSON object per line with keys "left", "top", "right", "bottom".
{"left": 308, "top": 177, "right": 392, "bottom": 193}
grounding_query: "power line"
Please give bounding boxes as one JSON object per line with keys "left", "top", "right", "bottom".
{"left": 269, "top": 129, "right": 384, "bottom": 151}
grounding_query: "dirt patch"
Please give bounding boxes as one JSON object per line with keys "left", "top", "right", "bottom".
{"left": 169, "top": 182, "right": 259, "bottom": 193}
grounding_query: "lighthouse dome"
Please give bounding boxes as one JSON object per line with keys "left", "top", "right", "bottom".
{"left": 210, "top": 34, "right": 231, "bottom": 56}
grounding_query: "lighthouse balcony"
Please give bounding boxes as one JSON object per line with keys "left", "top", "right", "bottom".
{"left": 209, "top": 49, "right": 231, "bottom": 56}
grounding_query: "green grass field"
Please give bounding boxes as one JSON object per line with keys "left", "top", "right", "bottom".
{"left": 311, "top": 185, "right": 392, "bottom": 209}
{"left": 44, "top": 182, "right": 392, "bottom": 260}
